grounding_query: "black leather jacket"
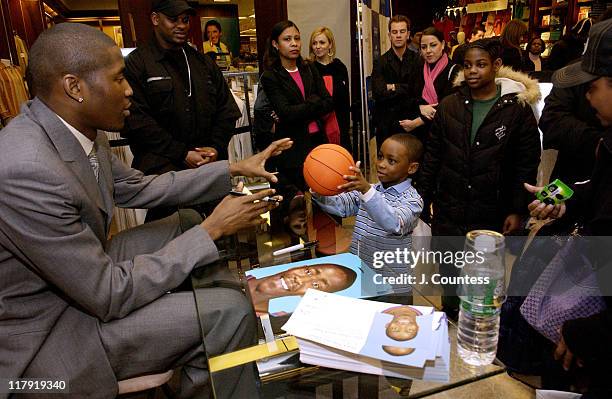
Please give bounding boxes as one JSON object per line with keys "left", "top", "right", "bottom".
{"left": 123, "top": 39, "right": 240, "bottom": 174}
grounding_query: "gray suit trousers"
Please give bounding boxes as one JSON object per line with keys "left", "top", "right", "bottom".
{"left": 23, "top": 211, "right": 258, "bottom": 399}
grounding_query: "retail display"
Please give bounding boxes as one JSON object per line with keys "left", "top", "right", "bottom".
{"left": 440, "top": 0, "right": 598, "bottom": 58}
{"left": 0, "top": 59, "right": 29, "bottom": 125}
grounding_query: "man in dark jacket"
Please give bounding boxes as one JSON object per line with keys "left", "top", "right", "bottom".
{"left": 539, "top": 13, "right": 611, "bottom": 185}
{"left": 371, "top": 15, "right": 419, "bottom": 144}
{"left": 123, "top": 0, "right": 241, "bottom": 220}
{"left": 540, "top": 82, "right": 604, "bottom": 184}
{"left": 527, "top": 18, "right": 612, "bottom": 398}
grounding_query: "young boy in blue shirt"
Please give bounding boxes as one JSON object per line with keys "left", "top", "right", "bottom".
{"left": 312, "top": 134, "right": 424, "bottom": 292}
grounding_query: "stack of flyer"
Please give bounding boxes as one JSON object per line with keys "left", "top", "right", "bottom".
{"left": 282, "top": 289, "right": 450, "bottom": 381}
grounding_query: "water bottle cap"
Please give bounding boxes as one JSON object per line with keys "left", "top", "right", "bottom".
{"left": 474, "top": 234, "right": 496, "bottom": 253}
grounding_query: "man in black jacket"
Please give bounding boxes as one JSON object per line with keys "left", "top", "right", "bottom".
{"left": 123, "top": 0, "right": 241, "bottom": 220}
{"left": 527, "top": 18, "right": 612, "bottom": 397}
{"left": 371, "top": 15, "right": 419, "bottom": 144}
{"left": 540, "top": 82, "right": 604, "bottom": 184}
{"left": 540, "top": 13, "right": 611, "bottom": 185}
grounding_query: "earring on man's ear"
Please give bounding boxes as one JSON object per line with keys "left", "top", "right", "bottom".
{"left": 78, "top": 98, "right": 84, "bottom": 103}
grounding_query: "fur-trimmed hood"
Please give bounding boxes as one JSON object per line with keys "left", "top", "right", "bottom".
{"left": 453, "top": 66, "right": 541, "bottom": 106}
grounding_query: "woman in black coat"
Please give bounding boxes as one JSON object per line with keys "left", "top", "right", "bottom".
{"left": 500, "top": 19, "right": 528, "bottom": 71}
{"left": 309, "top": 26, "right": 351, "bottom": 152}
{"left": 260, "top": 21, "right": 334, "bottom": 190}
{"left": 399, "top": 27, "right": 459, "bottom": 141}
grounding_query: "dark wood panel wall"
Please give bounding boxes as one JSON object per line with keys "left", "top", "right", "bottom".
{"left": 0, "top": 0, "right": 43, "bottom": 65}
{"left": 7, "top": 0, "right": 44, "bottom": 48}
{"left": 117, "top": 0, "right": 152, "bottom": 47}
{"left": 0, "top": 0, "right": 18, "bottom": 62}
{"left": 254, "top": 0, "right": 287, "bottom": 70}
{"left": 392, "top": 0, "right": 436, "bottom": 33}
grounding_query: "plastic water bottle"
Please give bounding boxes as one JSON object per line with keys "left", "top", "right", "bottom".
{"left": 457, "top": 230, "right": 506, "bottom": 366}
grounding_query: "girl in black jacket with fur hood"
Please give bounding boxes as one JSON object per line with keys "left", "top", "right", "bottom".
{"left": 417, "top": 39, "right": 541, "bottom": 314}
{"left": 418, "top": 39, "right": 541, "bottom": 237}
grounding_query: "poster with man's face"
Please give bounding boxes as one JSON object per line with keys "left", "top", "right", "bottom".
{"left": 245, "top": 253, "right": 392, "bottom": 316}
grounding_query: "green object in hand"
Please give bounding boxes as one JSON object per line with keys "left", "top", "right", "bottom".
{"left": 536, "top": 179, "right": 574, "bottom": 205}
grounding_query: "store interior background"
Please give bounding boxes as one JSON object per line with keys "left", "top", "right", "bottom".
{"left": 1, "top": 0, "right": 610, "bottom": 144}
{"left": 4, "top": 0, "right": 607, "bottom": 73}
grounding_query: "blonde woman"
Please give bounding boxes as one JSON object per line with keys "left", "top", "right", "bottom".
{"left": 309, "top": 26, "right": 351, "bottom": 150}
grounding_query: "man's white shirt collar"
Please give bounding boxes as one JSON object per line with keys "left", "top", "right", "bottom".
{"left": 56, "top": 114, "right": 94, "bottom": 155}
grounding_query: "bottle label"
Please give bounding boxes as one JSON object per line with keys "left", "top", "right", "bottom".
{"left": 461, "top": 279, "right": 501, "bottom": 316}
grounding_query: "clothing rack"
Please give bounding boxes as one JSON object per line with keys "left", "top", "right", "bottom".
{"left": 0, "top": 60, "right": 29, "bottom": 126}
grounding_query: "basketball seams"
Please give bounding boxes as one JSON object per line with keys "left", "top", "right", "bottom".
{"left": 304, "top": 157, "right": 343, "bottom": 192}
{"left": 303, "top": 164, "right": 335, "bottom": 195}
{"left": 313, "top": 146, "right": 355, "bottom": 167}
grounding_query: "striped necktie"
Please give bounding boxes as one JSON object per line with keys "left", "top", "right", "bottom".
{"left": 88, "top": 145, "right": 100, "bottom": 181}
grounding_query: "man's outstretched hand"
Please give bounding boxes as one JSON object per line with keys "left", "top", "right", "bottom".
{"left": 230, "top": 138, "right": 293, "bottom": 183}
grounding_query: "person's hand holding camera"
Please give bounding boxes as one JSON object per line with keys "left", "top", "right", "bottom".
{"left": 201, "top": 186, "right": 282, "bottom": 240}
{"left": 524, "top": 183, "right": 567, "bottom": 220}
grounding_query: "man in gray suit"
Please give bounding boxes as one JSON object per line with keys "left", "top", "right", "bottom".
{"left": 0, "top": 23, "right": 292, "bottom": 398}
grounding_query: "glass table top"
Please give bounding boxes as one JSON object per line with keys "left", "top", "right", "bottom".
{"left": 191, "top": 192, "right": 506, "bottom": 398}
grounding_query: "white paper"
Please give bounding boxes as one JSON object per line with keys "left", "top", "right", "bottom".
{"left": 282, "top": 289, "right": 436, "bottom": 359}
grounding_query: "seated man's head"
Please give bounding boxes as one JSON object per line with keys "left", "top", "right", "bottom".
{"left": 28, "top": 23, "right": 133, "bottom": 136}
{"left": 251, "top": 263, "right": 357, "bottom": 298}
{"left": 377, "top": 133, "right": 423, "bottom": 187}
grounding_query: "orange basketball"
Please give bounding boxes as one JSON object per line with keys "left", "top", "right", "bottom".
{"left": 303, "top": 144, "right": 356, "bottom": 196}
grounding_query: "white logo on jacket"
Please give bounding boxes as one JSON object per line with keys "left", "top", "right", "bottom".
{"left": 495, "top": 125, "right": 507, "bottom": 140}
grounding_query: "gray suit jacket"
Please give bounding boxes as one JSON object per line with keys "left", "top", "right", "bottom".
{"left": 0, "top": 98, "right": 232, "bottom": 397}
